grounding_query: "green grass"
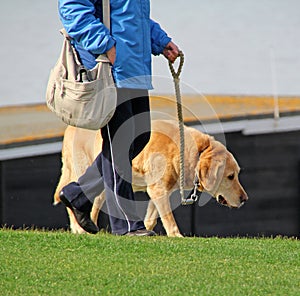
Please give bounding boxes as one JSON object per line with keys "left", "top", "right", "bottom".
{"left": 0, "top": 229, "right": 299, "bottom": 296}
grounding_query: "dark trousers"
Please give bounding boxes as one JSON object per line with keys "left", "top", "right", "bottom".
{"left": 63, "top": 88, "right": 151, "bottom": 234}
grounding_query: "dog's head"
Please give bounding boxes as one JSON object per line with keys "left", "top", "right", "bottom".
{"left": 197, "top": 139, "right": 248, "bottom": 208}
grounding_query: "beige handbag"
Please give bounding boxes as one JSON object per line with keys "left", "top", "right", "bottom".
{"left": 45, "top": 0, "right": 116, "bottom": 130}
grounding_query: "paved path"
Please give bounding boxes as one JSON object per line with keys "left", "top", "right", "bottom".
{"left": 1, "top": 95, "right": 299, "bottom": 147}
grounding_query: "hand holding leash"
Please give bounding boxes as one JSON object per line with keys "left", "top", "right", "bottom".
{"left": 163, "top": 41, "right": 180, "bottom": 63}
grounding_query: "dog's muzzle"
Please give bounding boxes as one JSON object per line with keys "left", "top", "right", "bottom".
{"left": 217, "top": 194, "right": 247, "bottom": 208}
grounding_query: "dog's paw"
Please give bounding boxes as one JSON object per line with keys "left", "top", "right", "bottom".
{"left": 168, "top": 232, "right": 183, "bottom": 238}
{"left": 144, "top": 221, "right": 157, "bottom": 231}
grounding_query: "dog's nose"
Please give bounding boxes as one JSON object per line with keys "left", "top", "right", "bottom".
{"left": 240, "top": 194, "right": 248, "bottom": 203}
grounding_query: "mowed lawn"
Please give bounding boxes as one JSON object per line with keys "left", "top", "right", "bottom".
{"left": 0, "top": 229, "right": 299, "bottom": 296}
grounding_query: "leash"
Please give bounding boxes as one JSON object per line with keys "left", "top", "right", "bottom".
{"left": 169, "top": 51, "right": 197, "bottom": 205}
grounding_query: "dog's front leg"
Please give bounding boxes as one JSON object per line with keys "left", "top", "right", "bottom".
{"left": 67, "top": 208, "right": 86, "bottom": 234}
{"left": 144, "top": 200, "right": 159, "bottom": 231}
{"left": 147, "top": 187, "right": 183, "bottom": 237}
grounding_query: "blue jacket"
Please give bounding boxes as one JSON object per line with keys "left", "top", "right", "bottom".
{"left": 58, "top": 0, "right": 172, "bottom": 89}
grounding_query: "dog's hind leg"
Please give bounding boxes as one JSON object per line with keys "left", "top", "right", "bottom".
{"left": 53, "top": 148, "right": 72, "bottom": 205}
{"left": 53, "top": 172, "right": 69, "bottom": 205}
{"left": 144, "top": 200, "right": 159, "bottom": 231}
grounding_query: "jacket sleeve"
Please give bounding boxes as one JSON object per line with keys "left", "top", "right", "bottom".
{"left": 150, "top": 19, "right": 172, "bottom": 56}
{"left": 58, "top": 0, "right": 115, "bottom": 55}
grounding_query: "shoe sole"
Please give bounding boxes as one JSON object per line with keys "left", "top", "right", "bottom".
{"left": 125, "top": 230, "right": 156, "bottom": 237}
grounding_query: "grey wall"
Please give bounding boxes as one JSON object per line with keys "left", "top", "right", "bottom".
{"left": 1, "top": 127, "right": 299, "bottom": 237}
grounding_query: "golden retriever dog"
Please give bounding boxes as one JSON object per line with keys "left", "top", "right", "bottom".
{"left": 54, "top": 120, "right": 248, "bottom": 237}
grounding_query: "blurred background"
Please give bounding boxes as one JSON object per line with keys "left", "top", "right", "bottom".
{"left": 0, "top": 0, "right": 300, "bottom": 106}
{"left": 0, "top": 0, "right": 299, "bottom": 237}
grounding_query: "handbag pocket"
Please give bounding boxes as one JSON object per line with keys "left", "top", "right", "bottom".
{"left": 54, "top": 78, "right": 116, "bottom": 129}
{"left": 60, "top": 78, "right": 100, "bottom": 101}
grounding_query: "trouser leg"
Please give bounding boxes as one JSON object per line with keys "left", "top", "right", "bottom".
{"left": 101, "top": 88, "right": 150, "bottom": 235}
{"left": 77, "top": 154, "right": 103, "bottom": 201}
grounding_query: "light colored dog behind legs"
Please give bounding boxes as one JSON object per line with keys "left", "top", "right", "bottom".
{"left": 54, "top": 120, "right": 248, "bottom": 237}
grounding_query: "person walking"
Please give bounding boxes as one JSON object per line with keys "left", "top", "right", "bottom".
{"left": 58, "top": 0, "right": 180, "bottom": 236}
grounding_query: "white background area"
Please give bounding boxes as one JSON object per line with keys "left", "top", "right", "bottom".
{"left": 0, "top": 0, "right": 299, "bottom": 107}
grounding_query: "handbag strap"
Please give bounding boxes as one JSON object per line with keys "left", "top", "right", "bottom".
{"left": 95, "top": 0, "right": 111, "bottom": 62}
{"left": 102, "top": 0, "right": 110, "bottom": 32}
{"left": 60, "top": 28, "right": 83, "bottom": 66}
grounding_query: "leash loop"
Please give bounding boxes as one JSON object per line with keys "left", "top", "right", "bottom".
{"left": 168, "top": 51, "right": 184, "bottom": 80}
{"left": 169, "top": 51, "right": 195, "bottom": 206}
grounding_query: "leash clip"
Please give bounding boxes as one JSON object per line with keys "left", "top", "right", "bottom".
{"left": 181, "top": 194, "right": 198, "bottom": 206}
{"left": 181, "top": 175, "right": 199, "bottom": 205}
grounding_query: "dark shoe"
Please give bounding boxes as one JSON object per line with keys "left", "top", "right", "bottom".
{"left": 59, "top": 192, "right": 99, "bottom": 234}
{"left": 125, "top": 229, "right": 156, "bottom": 236}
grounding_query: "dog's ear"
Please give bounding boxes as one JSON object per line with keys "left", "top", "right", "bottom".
{"left": 198, "top": 141, "right": 226, "bottom": 193}
{"left": 199, "top": 158, "right": 225, "bottom": 192}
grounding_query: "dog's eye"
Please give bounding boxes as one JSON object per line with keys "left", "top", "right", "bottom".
{"left": 227, "top": 174, "right": 234, "bottom": 180}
